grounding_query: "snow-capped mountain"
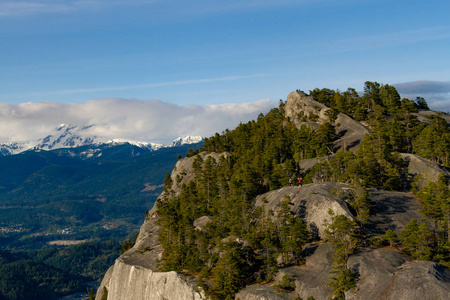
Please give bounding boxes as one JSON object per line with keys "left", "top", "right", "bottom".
{"left": 35, "top": 124, "right": 104, "bottom": 151}
{"left": 0, "top": 124, "right": 203, "bottom": 156}
{"left": 168, "top": 136, "right": 204, "bottom": 147}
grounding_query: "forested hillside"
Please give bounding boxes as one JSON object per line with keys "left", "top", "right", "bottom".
{"left": 152, "top": 82, "right": 450, "bottom": 300}
{"left": 0, "top": 143, "right": 201, "bottom": 300}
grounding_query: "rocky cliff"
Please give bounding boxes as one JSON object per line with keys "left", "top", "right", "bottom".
{"left": 96, "top": 153, "right": 225, "bottom": 300}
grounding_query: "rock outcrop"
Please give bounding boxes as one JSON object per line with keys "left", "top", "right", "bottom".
{"left": 346, "top": 249, "right": 450, "bottom": 300}
{"left": 236, "top": 243, "right": 335, "bottom": 300}
{"left": 238, "top": 244, "right": 450, "bottom": 300}
{"left": 365, "top": 188, "right": 423, "bottom": 236}
{"left": 284, "top": 91, "right": 369, "bottom": 151}
{"left": 253, "top": 182, "right": 354, "bottom": 239}
{"left": 97, "top": 259, "right": 205, "bottom": 300}
{"left": 401, "top": 153, "right": 450, "bottom": 183}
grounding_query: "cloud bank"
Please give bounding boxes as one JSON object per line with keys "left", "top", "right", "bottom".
{"left": 394, "top": 80, "right": 450, "bottom": 112}
{"left": 0, "top": 98, "right": 276, "bottom": 144}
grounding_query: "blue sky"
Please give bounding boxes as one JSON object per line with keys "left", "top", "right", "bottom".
{"left": 0, "top": 0, "right": 449, "bottom": 142}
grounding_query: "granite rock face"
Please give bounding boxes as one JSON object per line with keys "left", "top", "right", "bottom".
{"left": 236, "top": 243, "right": 335, "bottom": 300}
{"left": 401, "top": 153, "right": 450, "bottom": 183}
{"left": 346, "top": 249, "right": 450, "bottom": 300}
{"left": 239, "top": 244, "right": 450, "bottom": 300}
{"left": 105, "top": 259, "right": 205, "bottom": 300}
{"left": 284, "top": 91, "right": 368, "bottom": 151}
{"left": 253, "top": 182, "right": 354, "bottom": 239}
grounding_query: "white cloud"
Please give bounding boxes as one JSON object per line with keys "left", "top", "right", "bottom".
{"left": 0, "top": 98, "right": 276, "bottom": 144}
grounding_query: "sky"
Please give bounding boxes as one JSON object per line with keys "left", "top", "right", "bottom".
{"left": 0, "top": 0, "right": 449, "bottom": 143}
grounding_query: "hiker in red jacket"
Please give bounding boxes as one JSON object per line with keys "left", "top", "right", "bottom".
{"left": 298, "top": 177, "right": 302, "bottom": 187}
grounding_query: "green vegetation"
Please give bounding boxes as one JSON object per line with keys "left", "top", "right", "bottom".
{"left": 324, "top": 210, "right": 358, "bottom": 299}
{"left": 0, "top": 240, "right": 121, "bottom": 300}
{"left": 403, "top": 173, "right": 450, "bottom": 266}
{"left": 0, "top": 142, "right": 201, "bottom": 299}
{"left": 0, "top": 250, "right": 84, "bottom": 300}
{"left": 273, "top": 274, "right": 296, "bottom": 293}
{"left": 0, "top": 143, "right": 199, "bottom": 250}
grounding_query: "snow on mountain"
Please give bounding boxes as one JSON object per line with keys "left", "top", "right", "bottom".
{"left": 107, "top": 139, "right": 163, "bottom": 151}
{"left": 168, "top": 136, "right": 203, "bottom": 147}
{"left": 0, "top": 124, "right": 203, "bottom": 156}
{"left": 34, "top": 124, "right": 104, "bottom": 151}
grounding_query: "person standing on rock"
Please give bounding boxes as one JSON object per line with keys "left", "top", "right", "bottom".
{"left": 298, "top": 177, "right": 302, "bottom": 187}
{"left": 289, "top": 178, "right": 292, "bottom": 187}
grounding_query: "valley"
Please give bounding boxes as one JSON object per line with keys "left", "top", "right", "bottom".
{"left": 0, "top": 133, "right": 203, "bottom": 299}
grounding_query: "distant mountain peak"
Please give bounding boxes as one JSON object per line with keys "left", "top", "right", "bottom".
{"left": 35, "top": 124, "right": 102, "bottom": 151}
{"left": 168, "top": 136, "right": 203, "bottom": 147}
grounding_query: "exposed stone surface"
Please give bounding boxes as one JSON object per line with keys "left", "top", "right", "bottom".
{"left": 166, "top": 152, "right": 228, "bottom": 197}
{"left": 239, "top": 244, "right": 450, "bottom": 300}
{"left": 284, "top": 91, "right": 368, "bottom": 151}
{"left": 235, "top": 285, "right": 297, "bottom": 300}
{"left": 284, "top": 243, "right": 335, "bottom": 300}
{"left": 382, "top": 261, "right": 450, "bottom": 300}
{"left": 346, "top": 249, "right": 450, "bottom": 300}
{"left": 415, "top": 110, "right": 450, "bottom": 124}
{"left": 193, "top": 216, "right": 212, "bottom": 231}
{"left": 345, "top": 248, "right": 411, "bottom": 300}
{"left": 236, "top": 243, "right": 334, "bottom": 300}
{"left": 366, "top": 188, "right": 422, "bottom": 236}
{"left": 254, "top": 182, "right": 354, "bottom": 239}
{"left": 100, "top": 259, "right": 205, "bottom": 300}
{"left": 401, "top": 153, "right": 450, "bottom": 183}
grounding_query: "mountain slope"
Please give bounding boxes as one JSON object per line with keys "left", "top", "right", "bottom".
{"left": 97, "top": 86, "right": 450, "bottom": 300}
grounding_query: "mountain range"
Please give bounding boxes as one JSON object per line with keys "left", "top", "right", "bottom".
{"left": 0, "top": 123, "right": 203, "bottom": 156}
